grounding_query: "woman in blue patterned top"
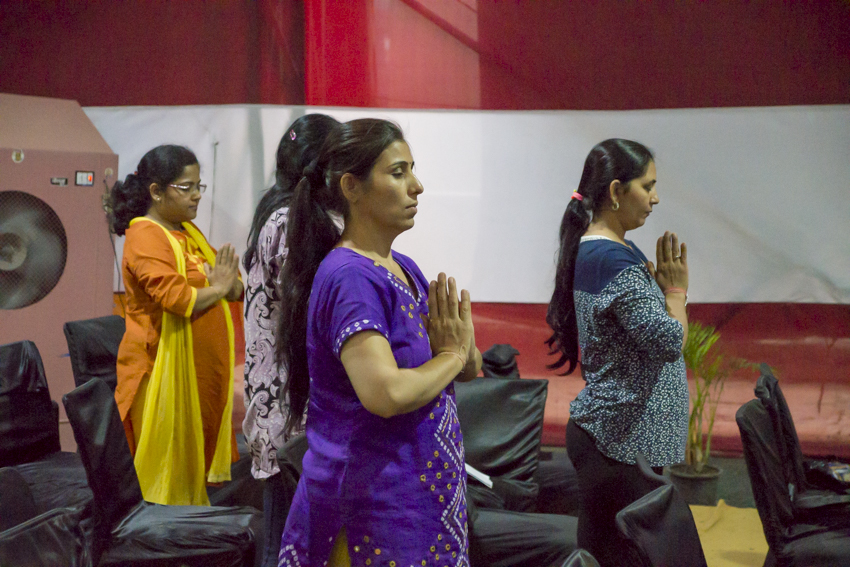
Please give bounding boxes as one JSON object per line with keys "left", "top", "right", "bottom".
{"left": 546, "top": 139, "right": 690, "bottom": 566}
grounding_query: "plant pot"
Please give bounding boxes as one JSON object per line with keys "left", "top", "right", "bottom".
{"left": 668, "top": 463, "right": 722, "bottom": 506}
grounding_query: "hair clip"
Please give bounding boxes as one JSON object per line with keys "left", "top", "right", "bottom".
{"left": 289, "top": 129, "right": 296, "bottom": 141}
{"left": 571, "top": 192, "right": 583, "bottom": 201}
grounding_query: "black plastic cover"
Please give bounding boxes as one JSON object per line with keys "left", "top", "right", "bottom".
{"left": 63, "top": 378, "right": 261, "bottom": 567}
{"left": 481, "top": 344, "right": 521, "bottom": 380}
{"left": 616, "top": 485, "right": 708, "bottom": 566}
{"left": 455, "top": 377, "right": 548, "bottom": 482}
{"left": 534, "top": 452, "right": 581, "bottom": 516}
{"left": 468, "top": 508, "right": 577, "bottom": 567}
{"left": 12, "top": 451, "right": 92, "bottom": 514}
{"left": 754, "top": 369, "right": 850, "bottom": 524}
{"left": 63, "top": 315, "right": 125, "bottom": 391}
{"left": 561, "top": 549, "right": 601, "bottom": 567}
{"left": 0, "top": 340, "right": 61, "bottom": 466}
{"left": 737, "top": 399, "right": 850, "bottom": 564}
{"left": 0, "top": 467, "right": 39, "bottom": 531}
{"left": 0, "top": 507, "right": 91, "bottom": 567}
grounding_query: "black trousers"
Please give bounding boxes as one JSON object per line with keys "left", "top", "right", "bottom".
{"left": 566, "top": 419, "right": 661, "bottom": 567}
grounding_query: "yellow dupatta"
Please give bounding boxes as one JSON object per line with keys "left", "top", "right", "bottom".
{"left": 129, "top": 218, "right": 234, "bottom": 505}
{"left": 181, "top": 221, "right": 236, "bottom": 484}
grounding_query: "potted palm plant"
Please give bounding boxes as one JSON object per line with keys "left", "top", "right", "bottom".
{"left": 668, "top": 321, "right": 757, "bottom": 505}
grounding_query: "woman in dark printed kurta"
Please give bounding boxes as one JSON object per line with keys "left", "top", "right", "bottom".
{"left": 547, "top": 139, "right": 690, "bottom": 567}
{"left": 243, "top": 114, "right": 339, "bottom": 567}
{"left": 275, "top": 119, "right": 481, "bottom": 567}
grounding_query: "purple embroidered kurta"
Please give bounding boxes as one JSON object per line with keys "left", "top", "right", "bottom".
{"left": 279, "top": 248, "right": 469, "bottom": 567}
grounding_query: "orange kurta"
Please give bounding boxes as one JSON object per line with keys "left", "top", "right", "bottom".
{"left": 115, "top": 219, "right": 237, "bottom": 473}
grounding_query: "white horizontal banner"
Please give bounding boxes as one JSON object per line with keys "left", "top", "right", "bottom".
{"left": 85, "top": 104, "right": 850, "bottom": 303}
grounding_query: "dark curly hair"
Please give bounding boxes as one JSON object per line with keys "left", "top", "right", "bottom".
{"left": 107, "top": 145, "right": 198, "bottom": 235}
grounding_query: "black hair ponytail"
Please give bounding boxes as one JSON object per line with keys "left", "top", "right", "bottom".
{"left": 546, "top": 138, "right": 654, "bottom": 373}
{"left": 276, "top": 118, "right": 405, "bottom": 433}
{"left": 244, "top": 114, "right": 340, "bottom": 272}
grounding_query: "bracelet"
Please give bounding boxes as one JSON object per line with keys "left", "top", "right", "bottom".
{"left": 437, "top": 350, "right": 467, "bottom": 369}
{"left": 664, "top": 287, "right": 688, "bottom": 305}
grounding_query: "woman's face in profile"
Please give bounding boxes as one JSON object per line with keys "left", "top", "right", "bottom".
{"left": 355, "top": 140, "right": 424, "bottom": 235}
{"left": 618, "top": 160, "right": 658, "bottom": 231}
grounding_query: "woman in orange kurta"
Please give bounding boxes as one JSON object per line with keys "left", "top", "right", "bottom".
{"left": 109, "top": 145, "right": 242, "bottom": 505}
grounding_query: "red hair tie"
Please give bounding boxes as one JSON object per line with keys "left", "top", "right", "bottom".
{"left": 571, "top": 192, "right": 583, "bottom": 201}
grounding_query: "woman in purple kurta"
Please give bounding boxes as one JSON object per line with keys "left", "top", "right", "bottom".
{"left": 275, "top": 119, "right": 481, "bottom": 567}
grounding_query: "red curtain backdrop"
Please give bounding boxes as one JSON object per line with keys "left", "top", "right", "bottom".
{"left": 476, "top": 1, "right": 850, "bottom": 110}
{"left": 3, "top": 1, "right": 846, "bottom": 109}
{"left": 304, "top": 0, "right": 373, "bottom": 107}
{"left": 302, "top": 0, "right": 850, "bottom": 109}
{"left": 0, "top": 0, "right": 304, "bottom": 106}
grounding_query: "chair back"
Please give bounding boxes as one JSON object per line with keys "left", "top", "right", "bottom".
{"left": 736, "top": 398, "right": 796, "bottom": 550}
{"left": 63, "top": 315, "right": 125, "bottom": 392}
{"left": 0, "top": 340, "right": 60, "bottom": 466}
{"left": 455, "top": 377, "right": 548, "bottom": 482}
{"left": 754, "top": 365, "right": 810, "bottom": 494}
{"left": 62, "top": 378, "right": 143, "bottom": 552}
{"left": 615, "top": 454, "right": 708, "bottom": 567}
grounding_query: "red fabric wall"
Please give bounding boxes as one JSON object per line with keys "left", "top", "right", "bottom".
{"left": 476, "top": 1, "right": 850, "bottom": 110}
{"left": 3, "top": 1, "right": 847, "bottom": 109}
{"left": 302, "top": 0, "right": 850, "bottom": 109}
{"left": 0, "top": 0, "right": 304, "bottom": 106}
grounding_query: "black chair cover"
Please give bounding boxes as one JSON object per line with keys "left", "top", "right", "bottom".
{"left": 736, "top": 399, "right": 850, "bottom": 566}
{"left": 560, "top": 548, "right": 601, "bottom": 567}
{"left": 0, "top": 467, "right": 39, "bottom": 531}
{"left": 12, "top": 451, "right": 92, "bottom": 514}
{"left": 63, "top": 378, "right": 262, "bottom": 567}
{"left": 0, "top": 340, "right": 61, "bottom": 466}
{"left": 63, "top": 315, "right": 125, "bottom": 391}
{"left": 0, "top": 507, "right": 92, "bottom": 567}
{"left": 534, "top": 451, "right": 581, "bottom": 516}
{"left": 279, "top": 432, "right": 308, "bottom": 476}
{"left": 754, "top": 367, "right": 850, "bottom": 524}
{"left": 455, "top": 377, "right": 548, "bottom": 482}
{"left": 481, "top": 344, "right": 521, "bottom": 379}
{"left": 469, "top": 508, "right": 577, "bottom": 567}
{"left": 0, "top": 466, "right": 91, "bottom": 566}
{"left": 615, "top": 454, "right": 708, "bottom": 567}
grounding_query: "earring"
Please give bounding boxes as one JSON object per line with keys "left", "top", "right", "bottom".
{"left": 612, "top": 202, "right": 619, "bottom": 211}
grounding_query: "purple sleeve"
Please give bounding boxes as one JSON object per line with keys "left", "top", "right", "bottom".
{"left": 320, "top": 264, "right": 391, "bottom": 357}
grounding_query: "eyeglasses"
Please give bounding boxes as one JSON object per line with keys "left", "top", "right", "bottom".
{"left": 168, "top": 182, "right": 207, "bottom": 195}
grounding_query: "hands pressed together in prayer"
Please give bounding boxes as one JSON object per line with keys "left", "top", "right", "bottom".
{"left": 646, "top": 231, "right": 689, "bottom": 346}
{"left": 424, "top": 272, "right": 481, "bottom": 381}
{"left": 646, "top": 231, "right": 688, "bottom": 295}
{"left": 206, "top": 244, "right": 242, "bottom": 301}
